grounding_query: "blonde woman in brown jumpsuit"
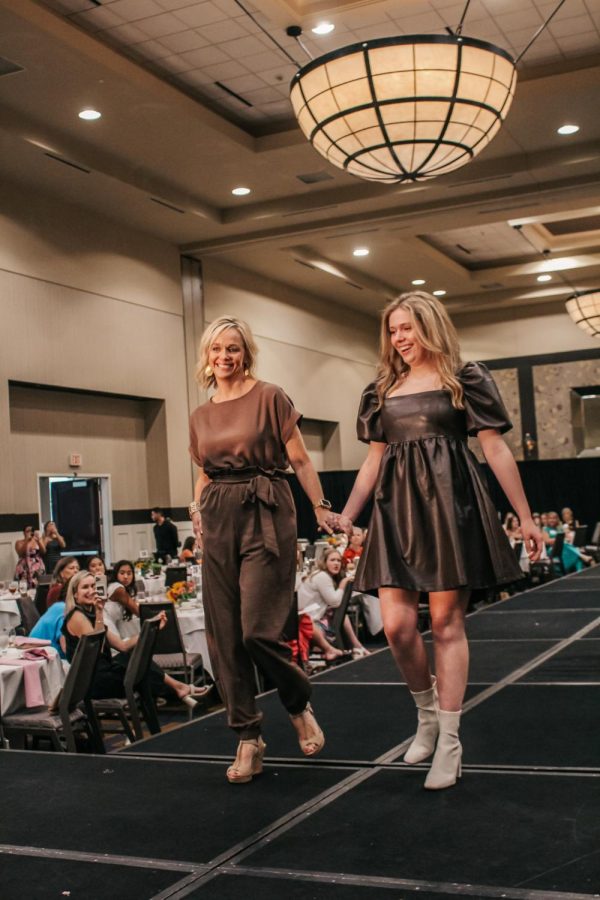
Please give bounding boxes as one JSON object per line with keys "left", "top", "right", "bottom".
{"left": 188, "top": 316, "right": 333, "bottom": 784}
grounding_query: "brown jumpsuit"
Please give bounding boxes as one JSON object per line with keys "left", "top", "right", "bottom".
{"left": 189, "top": 381, "right": 311, "bottom": 739}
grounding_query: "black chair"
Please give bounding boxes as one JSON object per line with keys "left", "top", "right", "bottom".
{"left": 34, "top": 579, "right": 51, "bottom": 616}
{"left": 549, "top": 532, "right": 566, "bottom": 576}
{"left": 304, "top": 545, "right": 316, "bottom": 561}
{"left": 572, "top": 526, "right": 588, "bottom": 547}
{"left": 93, "top": 618, "right": 162, "bottom": 742}
{"left": 329, "top": 582, "right": 355, "bottom": 650}
{"left": 139, "top": 601, "right": 204, "bottom": 700}
{"left": 16, "top": 595, "right": 40, "bottom": 636}
{"left": 165, "top": 566, "right": 188, "bottom": 588}
{"left": 513, "top": 540, "right": 523, "bottom": 562}
{"left": 1, "top": 630, "right": 105, "bottom": 753}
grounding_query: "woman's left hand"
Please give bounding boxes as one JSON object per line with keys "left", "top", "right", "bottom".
{"left": 521, "top": 517, "right": 544, "bottom": 562}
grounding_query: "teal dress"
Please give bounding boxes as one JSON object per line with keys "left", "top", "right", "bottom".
{"left": 544, "top": 527, "right": 585, "bottom": 573}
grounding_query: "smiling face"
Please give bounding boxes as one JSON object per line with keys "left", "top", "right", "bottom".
{"left": 388, "top": 306, "right": 428, "bottom": 369}
{"left": 76, "top": 574, "right": 96, "bottom": 606}
{"left": 208, "top": 327, "right": 246, "bottom": 383}
{"left": 61, "top": 560, "right": 80, "bottom": 581}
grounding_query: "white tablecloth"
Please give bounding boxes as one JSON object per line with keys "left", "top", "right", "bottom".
{"left": 176, "top": 607, "right": 211, "bottom": 674}
{"left": 0, "top": 597, "right": 21, "bottom": 635}
{"left": 0, "top": 650, "right": 65, "bottom": 716}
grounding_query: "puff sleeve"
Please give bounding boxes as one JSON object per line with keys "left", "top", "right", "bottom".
{"left": 356, "top": 382, "right": 386, "bottom": 443}
{"left": 460, "top": 362, "right": 512, "bottom": 436}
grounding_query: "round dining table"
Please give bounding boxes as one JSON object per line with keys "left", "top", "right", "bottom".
{"left": 0, "top": 647, "right": 65, "bottom": 716}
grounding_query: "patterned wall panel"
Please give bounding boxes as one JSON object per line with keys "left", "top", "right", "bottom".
{"left": 468, "top": 368, "right": 522, "bottom": 462}
{"left": 534, "top": 360, "right": 600, "bottom": 459}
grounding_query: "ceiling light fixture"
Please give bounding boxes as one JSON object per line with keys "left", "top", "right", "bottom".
{"left": 312, "top": 22, "right": 335, "bottom": 35}
{"left": 232, "top": 186, "right": 251, "bottom": 196}
{"left": 353, "top": 247, "right": 369, "bottom": 257}
{"left": 78, "top": 109, "right": 101, "bottom": 120}
{"left": 537, "top": 274, "right": 552, "bottom": 282}
{"left": 433, "top": 289, "right": 447, "bottom": 296}
{"left": 412, "top": 279, "right": 426, "bottom": 285}
{"left": 566, "top": 291, "right": 600, "bottom": 337}
{"left": 287, "top": 0, "right": 567, "bottom": 184}
{"left": 557, "top": 124, "right": 579, "bottom": 135}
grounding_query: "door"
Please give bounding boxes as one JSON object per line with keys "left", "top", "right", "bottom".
{"left": 50, "top": 478, "right": 102, "bottom": 554}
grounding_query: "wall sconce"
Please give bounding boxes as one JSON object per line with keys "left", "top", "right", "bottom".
{"left": 523, "top": 432, "right": 537, "bottom": 457}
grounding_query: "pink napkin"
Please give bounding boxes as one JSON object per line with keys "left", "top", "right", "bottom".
{"left": 21, "top": 648, "right": 52, "bottom": 660}
{"left": 14, "top": 636, "right": 51, "bottom": 648}
{"left": 0, "top": 658, "right": 45, "bottom": 707}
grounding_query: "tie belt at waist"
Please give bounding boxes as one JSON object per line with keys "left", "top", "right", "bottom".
{"left": 206, "top": 468, "right": 288, "bottom": 557}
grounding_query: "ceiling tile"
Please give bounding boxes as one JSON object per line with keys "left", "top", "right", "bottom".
{"left": 258, "top": 63, "right": 299, "bottom": 86}
{"left": 201, "top": 59, "right": 248, "bottom": 80}
{"left": 218, "top": 72, "right": 266, "bottom": 94}
{"left": 493, "top": 9, "right": 544, "bottom": 32}
{"left": 159, "top": 29, "right": 208, "bottom": 52}
{"left": 174, "top": 2, "right": 229, "bottom": 28}
{"left": 196, "top": 18, "right": 249, "bottom": 43}
{"left": 548, "top": 14, "right": 596, "bottom": 38}
{"left": 153, "top": 0, "right": 202, "bottom": 9}
{"left": 108, "top": 0, "right": 164, "bottom": 20}
{"left": 102, "top": 21, "right": 149, "bottom": 44}
{"left": 157, "top": 53, "right": 198, "bottom": 72}
{"left": 217, "top": 34, "right": 269, "bottom": 58}
{"left": 177, "top": 66, "right": 214, "bottom": 86}
{"left": 354, "top": 22, "right": 403, "bottom": 39}
{"left": 178, "top": 44, "right": 229, "bottom": 66}
{"left": 212, "top": 0, "right": 253, "bottom": 16}
{"left": 391, "top": 10, "right": 447, "bottom": 31}
{"left": 130, "top": 38, "right": 172, "bottom": 59}
{"left": 135, "top": 12, "right": 187, "bottom": 38}
{"left": 72, "top": 7, "right": 124, "bottom": 31}
{"left": 235, "top": 84, "right": 283, "bottom": 104}
{"left": 238, "top": 49, "right": 289, "bottom": 73}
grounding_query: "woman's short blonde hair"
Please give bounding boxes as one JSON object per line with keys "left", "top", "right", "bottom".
{"left": 64, "top": 569, "right": 93, "bottom": 612}
{"left": 195, "top": 316, "right": 258, "bottom": 390}
{"left": 375, "top": 291, "right": 464, "bottom": 409}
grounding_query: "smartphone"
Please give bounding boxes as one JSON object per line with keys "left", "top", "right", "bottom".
{"left": 95, "top": 574, "right": 107, "bottom": 602}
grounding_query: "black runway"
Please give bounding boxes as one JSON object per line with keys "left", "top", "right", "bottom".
{"left": 1, "top": 570, "right": 599, "bottom": 900}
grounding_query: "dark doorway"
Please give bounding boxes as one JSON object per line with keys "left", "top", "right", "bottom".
{"left": 50, "top": 478, "right": 102, "bottom": 555}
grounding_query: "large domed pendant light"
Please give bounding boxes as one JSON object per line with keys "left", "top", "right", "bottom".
{"left": 565, "top": 291, "right": 600, "bottom": 338}
{"left": 290, "top": 34, "right": 516, "bottom": 184}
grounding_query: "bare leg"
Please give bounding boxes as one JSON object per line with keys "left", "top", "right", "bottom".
{"left": 311, "top": 626, "right": 346, "bottom": 660}
{"left": 342, "top": 616, "right": 368, "bottom": 652}
{"left": 164, "top": 673, "right": 210, "bottom": 699}
{"left": 429, "top": 590, "right": 470, "bottom": 711}
{"left": 379, "top": 587, "right": 431, "bottom": 691}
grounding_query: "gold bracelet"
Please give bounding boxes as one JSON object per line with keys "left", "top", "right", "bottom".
{"left": 188, "top": 501, "right": 200, "bottom": 518}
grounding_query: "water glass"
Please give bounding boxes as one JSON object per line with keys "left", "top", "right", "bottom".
{"left": 8, "top": 581, "right": 18, "bottom": 595}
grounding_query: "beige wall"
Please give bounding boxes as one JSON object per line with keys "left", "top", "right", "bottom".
{"left": 202, "top": 259, "right": 379, "bottom": 471}
{"left": 0, "top": 184, "right": 191, "bottom": 518}
{"left": 455, "top": 308, "right": 598, "bottom": 360}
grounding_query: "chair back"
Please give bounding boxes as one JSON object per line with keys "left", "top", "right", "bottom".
{"left": 513, "top": 540, "right": 523, "bottom": 562}
{"left": 281, "top": 599, "right": 299, "bottom": 643}
{"left": 304, "top": 544, "right": 316, "bottom": 561}
{"left": 591, "top": 522, "right": 600, "bottom": 546}
{"left": 16, "top": 596, "right": 41, "bottom": 635}
{"left": 549, "top": 531, "right": 565, "bottom": 559}
{"left": 139, "top": 601, "right": 184, "bottom": 655}
{"left": 329, "top": 581, "right": 354, "bottom": 649}
{"left": 572, "top": 526, "right": 588, "bottom": 547}
{"left": 34, "top": 581, "right": 51, "bottom": 616}
{"left": 124, "top": 618, "right": 160, "bottom": 691}
{"left": 165, "top": 566, "right": 188, "bottom": 588}
{"left": 58, "top": 629, "right": 104, "bottom": 715}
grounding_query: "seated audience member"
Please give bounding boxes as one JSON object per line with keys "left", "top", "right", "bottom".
{"left": 104, "top": 561, "right": 210, "bottom": 704}
{"left": 343, "top": 527, "right": 365, "bottom": 564}
{"left": 503, "top": 512, "right": 522, "bottom": 543}
{"left": 532, "top": 512, "right": 543, "bottom": 530}
{"left": 543, "top": 511, "right": 592, "bottom": 572}
{"left": 88, "top": 555, "right": 106, "bottom": 577}
{"left": 41, "top": 521, "right": 66, "bottom": 575}
{"left": 46, "top": 557, "right": 80, "bottom": 608}
{"left": 298, "top": 548, "right": 369, "bottom": 657}
{"left": 29, "top": 601, "right": 67, "bottom": 658}
{"left": 560, "top": 507, "right": 580, "bottom": 543}
{"left": 62, "top": 570, "right": 208, "bottom": 707}
{"left": 14, "top": 525, "right": 46, "bottom": 588}
{"left": 179, "top": 536, "right": 199, "bottom": 563}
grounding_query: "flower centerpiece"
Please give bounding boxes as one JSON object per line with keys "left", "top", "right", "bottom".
{"left": 166, "top": 580, "right": 196, "bottom": 604}
{"left": 135, "top": 558, "right": 162, "bottom": 577}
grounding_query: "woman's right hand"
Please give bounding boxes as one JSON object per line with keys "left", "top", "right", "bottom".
{"left": 191, "top": 511, "right": 203, "bottom": 548}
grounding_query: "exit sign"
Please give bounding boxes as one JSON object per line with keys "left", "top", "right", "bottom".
{"left": 69, "top": 452, "right": 82, "bottom": 467}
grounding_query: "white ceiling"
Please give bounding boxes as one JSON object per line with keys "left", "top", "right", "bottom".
{"left": 1, "top": 0, "right": 599, "bottom": 322}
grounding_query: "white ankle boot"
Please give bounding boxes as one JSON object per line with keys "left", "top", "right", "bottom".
{"left": 404, "top": 676, "right": 439, "bottom": 765}
{"left": 424, "top": 709, "right": 462, "bottom": 790}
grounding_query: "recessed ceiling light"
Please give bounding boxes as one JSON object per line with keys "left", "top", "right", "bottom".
{"left": 557, "top": 124, "right": 579, "bottom": 135}
{"left": 231, "top": 187, "right": 251, "bottom": 196}
{"left": 433, "top": 289, "right": 446, "bottom": 296}
{"left": 78, "top": 109, "right": 101, "bottom": 120}
{"left": 411, "top": 278, "right": 426, "bottom": 285}
{"left": 312, "top": 22, "right": 335, "bottom": 35}
{"left": 537, "top": 274, "right": 552, "bottom": 282}
{"left": 353, "top": 247, "right": 369, "bottom": 257}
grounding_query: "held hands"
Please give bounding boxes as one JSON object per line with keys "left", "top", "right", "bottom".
{"left": 330, "top": 513, "right": 354, "bottom": 537}
{"left": 314, "top": 506, "right": 334, "bottom": 535}
{"left": 521, "top": 517, "right": 544, "bottom": 562}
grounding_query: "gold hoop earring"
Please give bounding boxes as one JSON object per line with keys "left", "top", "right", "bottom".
{"left": 244, "top": 368, "right": 249, "bottom": 377}
{"left": 205, "top": 365, "right": 213, "bottom": 377}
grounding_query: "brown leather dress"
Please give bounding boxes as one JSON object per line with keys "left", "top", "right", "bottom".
{"left": 354, "top": 362, "right": 523, "bottom": 593}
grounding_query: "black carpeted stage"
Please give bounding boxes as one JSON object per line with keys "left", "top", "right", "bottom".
{"left": 1, "top": 569, "right": 599, "bottom": 899}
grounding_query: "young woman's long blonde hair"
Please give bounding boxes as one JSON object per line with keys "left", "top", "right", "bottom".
{"left": 375, "top": 292, "right": 464, "bottom": 409}
{"left": 195, "top": 316, "right": 259, "bottom": 390}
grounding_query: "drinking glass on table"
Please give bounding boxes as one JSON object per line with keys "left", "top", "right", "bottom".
{"left": 18, "top": 580, "right": 28, "bottom": 596}
{"left": 8, "top": 581, "right": 18, "bottom": 596}
{"left": 0, "top": 628, "right": 10, "bottom": 651}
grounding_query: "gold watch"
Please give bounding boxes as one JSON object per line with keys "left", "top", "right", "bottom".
{"left": 312, "top": 499, "right": 332, "bottom": 511}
